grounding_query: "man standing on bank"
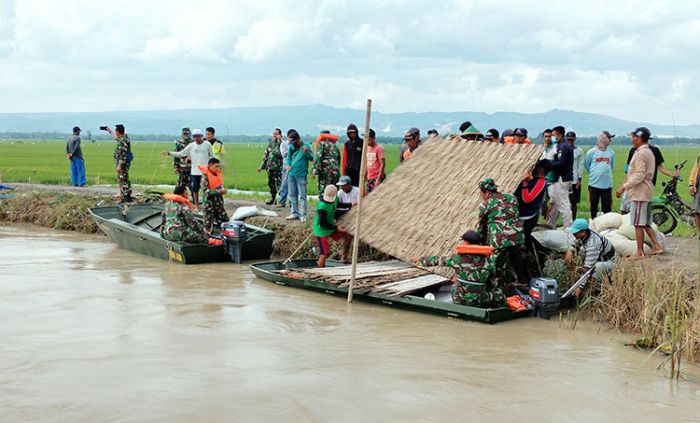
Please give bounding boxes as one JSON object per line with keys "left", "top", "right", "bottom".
{"left": 105, "top": 124, "right": 132, "bottom": 203}
{"left": 547, "top": 126, "right": 574, "bottom": 228}
{"left": 66, "top": 126, "right": 86, "bottom": 187}
{"left": 341, "top": 124, "right": 363, "bottom": 187}
{"left": 616, "top": 127, "right": 664, "bottom": 259}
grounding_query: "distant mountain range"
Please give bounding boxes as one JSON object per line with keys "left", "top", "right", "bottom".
{"left": 1, "top": 104, "right": 699, "bottom": 138}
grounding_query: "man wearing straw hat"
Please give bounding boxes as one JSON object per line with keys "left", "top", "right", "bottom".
{"left": 313, "top": 185, "right": 352, "bottom": 268}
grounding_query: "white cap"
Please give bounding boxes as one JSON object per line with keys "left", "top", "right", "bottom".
{"left": 322, "top": 185, "right": 338, "bottom": 202}
{"left": 191, "top": 128, "right": 204, "bottom": 137}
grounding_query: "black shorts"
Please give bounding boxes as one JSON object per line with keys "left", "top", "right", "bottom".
{"left": 569, "top": 183, "right": 581, "bottom": 204}
{"left": 190, "top": 175, "right": 202, "bottom": 193}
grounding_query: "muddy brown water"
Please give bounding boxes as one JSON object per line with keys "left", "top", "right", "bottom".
{"left": 1, "top": 226, "right": 699, "bottom": 422}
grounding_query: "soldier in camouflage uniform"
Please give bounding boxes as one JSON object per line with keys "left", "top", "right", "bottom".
{"left": 477, "top": 178, "right": 528, "bottom": 284}
{"left": 174, "top": 127, "right": 192, "bottom": 191}
{"left": 109, "top": 124, "right": 132, "bottom": 203}
{"left": 258, "top": 133, "right": 283, "bottom": 205}
{"left": 160, "top": 186, "right": 208, "bottom": 244}
{"left": 416, "top": 230, "right": 505, "bottom": 308}
{"left": 200, "top": 158, "right": 229, "bottom": 234}
{"left": 312, "top": 131, "right": 341, "bottom": 195}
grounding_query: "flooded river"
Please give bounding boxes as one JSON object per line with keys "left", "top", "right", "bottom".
{"left": 1, "top": 226, "right": 699, "bottom": 422}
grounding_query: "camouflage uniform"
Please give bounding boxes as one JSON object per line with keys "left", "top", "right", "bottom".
{"left": 313, "top": 140, "right": 341, "bottom": 193}
{"left": 202, "top": 174, "right": 229, "bottom": 234}
{"left": 160, "top": 201, "right": 208, "bottom": 244}
{"left": 478, "top": 179, "right": 525, "bottom": 283}
{"left": 174, "top": 135, "right": 192, "bottom": 190}
{"left": 259, "top": 138, "right": 283, "bottom": 200}
{"left": 114, "top": 135, "right": 132, "bottom": 202}
{"left": 420, "top": 253, "right": 505, "bottom": 308}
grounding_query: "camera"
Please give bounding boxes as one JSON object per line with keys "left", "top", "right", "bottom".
{"left": 99, "top": 125, "right": 109, "bottom": 131}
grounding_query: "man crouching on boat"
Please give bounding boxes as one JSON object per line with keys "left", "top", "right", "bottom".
{"left": 413, "top": 230, "right": 505, "bottom": 308}
{"left": 161, "top": 185, "right": 209, "bottom": 244}
{"left": 313, "top": 185, "right": 353, "bottom": 268}
{"left": 199, "top": 158, "right": 229, "bottom": 234}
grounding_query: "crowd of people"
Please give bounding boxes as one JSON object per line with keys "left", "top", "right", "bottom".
{"left": 65, "top": 120, "right": 700, "bottom": 307}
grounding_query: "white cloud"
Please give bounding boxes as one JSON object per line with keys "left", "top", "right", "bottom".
{"left": 0, "top": 0, "right": 699, "bottom": 124}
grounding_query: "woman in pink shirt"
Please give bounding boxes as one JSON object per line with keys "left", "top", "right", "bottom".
{"left": 364, "top": 129, "right": 386, "bottom": 193}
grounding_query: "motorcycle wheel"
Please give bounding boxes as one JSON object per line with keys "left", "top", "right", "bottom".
{"left": 651, "top": 205, "right": 677, "bottom": 234}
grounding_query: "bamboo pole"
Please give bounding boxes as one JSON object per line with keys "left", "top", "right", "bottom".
{"left": 348, "top": 99, "right": 372, "bottom": 302}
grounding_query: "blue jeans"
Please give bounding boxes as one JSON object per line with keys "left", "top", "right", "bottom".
{"left": 278, "top": 167, "right": 289, "bottom": 206}
{"left": 287, "top": 174, "right": 307, "bottom": 218}
{"left": 69, "top": 157, "right": 86, "bottom": 186}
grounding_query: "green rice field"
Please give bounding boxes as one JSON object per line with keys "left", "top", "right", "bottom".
{"left": 1, "top": 139, "right": 697, "bottom": 218}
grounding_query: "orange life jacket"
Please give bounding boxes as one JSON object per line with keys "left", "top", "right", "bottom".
{"left": 506, "top": 295, "right": 530, "bottom": 312}
{"left": 455, "top": 244, "right": 494, "bottom": 256}
{"left": 314, "top": 133, "right": 339, "bottom": 151}
{"left": 403, "top": 150, "right": 413, "bottom": 160}
{"left": 198, "top": 165, "right": 224, "bottom": 190}
{"left": 163, "top": 193, "right": 193, "bottom": 210}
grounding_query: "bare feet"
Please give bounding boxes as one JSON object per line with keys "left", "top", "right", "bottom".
{"left": 631, "top": 254, "right": 645, "bottom": 261}
{"left": 649, "top": 248, "right": 663, "bottom": 256}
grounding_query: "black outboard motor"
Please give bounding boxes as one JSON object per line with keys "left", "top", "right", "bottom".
{"left": 529, "top": 277, "right": 560, "bottom": 319}
{"left": 221, "top": 221, "right": 247, "bottom": 263}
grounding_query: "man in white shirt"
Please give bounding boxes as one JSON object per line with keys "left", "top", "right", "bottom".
{"left": 335, "top": 175, "right": 359, "bottom": 218}
{"left": 276, "top": 128, "right": 290, "bottom": 207}
{"left": 164, "top": 128, "right": 214, "bottom": 208}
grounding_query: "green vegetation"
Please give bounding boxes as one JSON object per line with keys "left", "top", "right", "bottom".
{"left": 1, "top": 139, "right": 697, "bottom": 217}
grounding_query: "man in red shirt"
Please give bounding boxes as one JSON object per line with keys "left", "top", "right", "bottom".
{"left": 364, "top": 129, "right": 386, "bottom": 193}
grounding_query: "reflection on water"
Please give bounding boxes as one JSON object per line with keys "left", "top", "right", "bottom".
{"left": 0, "top": 225, "right": 698, "bottom": 422}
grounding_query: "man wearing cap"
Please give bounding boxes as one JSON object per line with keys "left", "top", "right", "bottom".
{"left": 335, "top": 175, "right": 359, "bottom": 218}
{"left": 565, "top": 218, "right": 616, "bottom": 297}
{"left": 512, "top": 128, "right": 531, "bottom": 144}
{"left": 584, "top": 131, "right": 616, "bottom": 218}
{"left": 477, "top": 178, "right": 527, "bottom": 284}
{"left": 415, "top": 230, "right": 504, "bottom": 308}
{"left": 365, "top": 129, "right": 385, "bottom": 193}
{"left": 313, "top": 185, "right": 352, "bottom": 267}
{"left": 566, "top": 131, "right": 585, "bottom": 220}
{"left": 66, "top": 126, "right": 86, "bottom": 187}
{"left": 164, "top": 128, "right": 214, "bottom": 209}
{"left": 400, "top": 127, "right": 421, "bottom": 163}
{"left": 501, "top": 129, "right": 515, "bottom": 144}
{"left": 258, "top": 128, "right": 283, "bottom": 205}
{"left": 615, "top": 127, "right": 664, "bottom": 258}
{"left": 547, "top": 126, "right": 574, "bottom": 228}
{"left": 174, "top": 127, "right": 192, "bottom": 192}
{"left": 341, "top": 124, "right": 363, "bottom": 187}
{"left": 484, "top": 128, "right": 499, "bottom": 143}
{"left": 105, "top": 124, "right": 132, "bottom": 203}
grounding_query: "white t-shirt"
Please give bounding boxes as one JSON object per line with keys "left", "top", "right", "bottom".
{"left": 170, "top": 141, "right": 214, "bottom": 175}
{"left": 338, "top": 186, "right": 359, "bottom": 205}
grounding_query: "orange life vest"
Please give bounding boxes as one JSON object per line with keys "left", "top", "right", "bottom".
{"left": 455, "top": 244, "right": 494, "bottom": 256}
{"left": 314, "top": 133, "right": 339, "bottom": 151}
{"left": 198, "top": 165, "right": 224, "bottom": 190}
{"left": 506, "top": 295, "right": 530, "bottom": 312}
{"left": 163, "top": 193, "right": 194, "bottom": 210}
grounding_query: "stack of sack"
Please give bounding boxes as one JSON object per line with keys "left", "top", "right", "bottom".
{"left": 531, "top": 212, "right": 666, "bottom": 257}
{"left": 588, "top": 212, "right": 665, "bottom": 257}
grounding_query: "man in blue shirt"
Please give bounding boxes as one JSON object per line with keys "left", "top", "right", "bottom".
{"left": 284, "top": 129, "right": 314, "bottom": 222}
{"left": 585, "top": 131, "right": 616, "bottom": 218}
{"left": 547, "top": 126, "right": 574, "bottom": 228}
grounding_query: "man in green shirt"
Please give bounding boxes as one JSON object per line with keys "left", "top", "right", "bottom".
{"left": 285, "top": 129, "right": 314, "bottom": 221}
{"left": 313, "top": 185, "right": 352, "bottom": 267}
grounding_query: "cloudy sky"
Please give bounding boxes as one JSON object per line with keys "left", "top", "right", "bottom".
{"left": 1, "top": 0, "right": 699, "bottom": 124}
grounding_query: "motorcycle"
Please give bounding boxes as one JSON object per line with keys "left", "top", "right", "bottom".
{"left": 651, "top": 160, "right": 696, "bottom": 235}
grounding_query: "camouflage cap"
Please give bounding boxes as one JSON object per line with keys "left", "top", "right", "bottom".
{"left": 182, "top": 127, "right": 191, "bottom": 133}
{"left": 479, "top": 178, "right": 498, "bottom": 192}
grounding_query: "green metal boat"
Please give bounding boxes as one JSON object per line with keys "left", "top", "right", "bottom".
{"left": 250, "top": 259, "right": 531, "bottom": 324}
{"left": 89, "top": 204, "right": 275, "bottom": 264}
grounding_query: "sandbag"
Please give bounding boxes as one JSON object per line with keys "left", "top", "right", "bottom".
{"left": 605, "top": 232, "right": 650, "bottom": 257}
{"left": 232, "top": 206, "right": 277, "bottom": 221}
{"left": 532, "top": 230, "right": 576, "bottom": 252}
{"left": 593, "top": 212, "right": 623, "bottom": 231}
{"left": 617, "top": 220, "right": 662, "bottom": 247}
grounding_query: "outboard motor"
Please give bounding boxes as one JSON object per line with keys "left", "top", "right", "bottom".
{"left": 529, "top": 277, "right": 560, "bottom": 319}
{"left": 221, "top": 221, "right": 248, "bottom": 263}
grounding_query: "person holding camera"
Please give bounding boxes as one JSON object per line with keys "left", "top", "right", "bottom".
{"left": 103, "top": 124, "right": 133, "bottom": 203}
